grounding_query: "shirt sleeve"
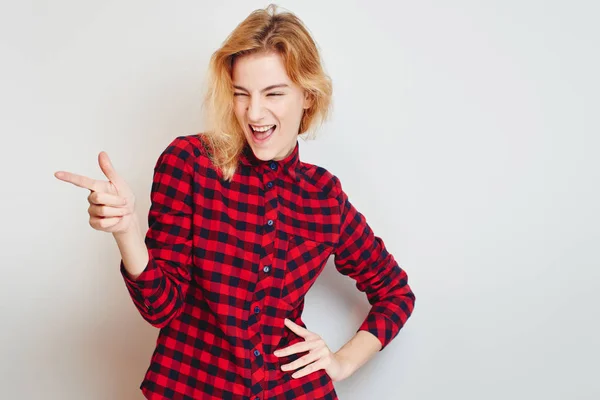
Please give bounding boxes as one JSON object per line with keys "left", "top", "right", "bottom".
{"left": 332, "top": 175, "right": 416, "bottom": 351}
{"left": 119, "top": 135, "right": 195, "bottom": 328}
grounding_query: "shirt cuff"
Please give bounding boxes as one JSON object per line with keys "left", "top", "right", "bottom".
{"left": 357, "top": 312, "right": 401, "bottom": 351}
{"left": 120, "top": 257, "right": 166, "bottom": 311}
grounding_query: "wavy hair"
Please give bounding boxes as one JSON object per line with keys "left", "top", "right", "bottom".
{"left": 201, "top": 3, "right": 333, "bottom": 181}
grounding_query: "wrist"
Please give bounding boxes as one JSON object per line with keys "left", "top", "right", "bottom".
{"left": 113, "top": 213, "right": 142, "bottom": 239}
{"left": 333, "top": 351, "right": 357, "bottom": 379}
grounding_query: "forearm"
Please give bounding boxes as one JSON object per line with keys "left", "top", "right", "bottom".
{"left": 113, "top": 214, "right": 149, "bottom": 280}
{"left": 114, "top": 213, "right": 192, "bottom": 328}
{"left": 334, "top": 330, "right": 382, "bottom": 378}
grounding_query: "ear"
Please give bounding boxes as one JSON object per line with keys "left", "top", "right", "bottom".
{"left": 302, "top": 90, "right": 314, "bottom": 109}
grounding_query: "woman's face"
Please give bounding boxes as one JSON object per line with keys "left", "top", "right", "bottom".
{"left": 232, "top": 51, "right": 312, "bottom": 161}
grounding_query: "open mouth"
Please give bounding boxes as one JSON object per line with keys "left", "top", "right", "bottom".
{"left": 249, "top": 124, "right": 276, "bottom": 143}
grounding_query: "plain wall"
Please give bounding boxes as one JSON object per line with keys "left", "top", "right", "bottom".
{"left": 2, "top": 0, "right": 599, "bottom": 399}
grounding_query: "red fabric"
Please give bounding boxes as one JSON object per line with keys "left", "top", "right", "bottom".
{"left": 120, "top": 133, "right": 415, "bottom": 399}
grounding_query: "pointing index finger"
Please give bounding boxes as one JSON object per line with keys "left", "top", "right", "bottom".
{"left": 54, "top": 171, "right": 100, "bottom": 192}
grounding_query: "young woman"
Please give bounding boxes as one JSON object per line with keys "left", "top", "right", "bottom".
{"left": 55, "top": 4, "right": 415, "bottom": 399}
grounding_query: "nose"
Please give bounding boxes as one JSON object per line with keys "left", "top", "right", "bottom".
{"left": 247, "top": 95, "right": 264, "bottom": 123}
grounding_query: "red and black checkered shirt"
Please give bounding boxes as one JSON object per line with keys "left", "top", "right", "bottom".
{"left": 120, "top": 133, "right": 415, "bottom": 399}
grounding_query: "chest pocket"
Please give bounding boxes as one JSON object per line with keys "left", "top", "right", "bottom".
{"left": 275, "top": 192, "right": 340, "bottom": 308}
{"left": 278, "top": 228, "right": 336, "bottom": 309}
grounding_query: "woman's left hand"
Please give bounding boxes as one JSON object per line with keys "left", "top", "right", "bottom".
{"left": 274, "top": 318, "right": 353, "bottom": 382}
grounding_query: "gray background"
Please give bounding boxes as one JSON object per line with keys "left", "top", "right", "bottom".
{"left": 2, "top": 0, "right": 599, "bottom": 399}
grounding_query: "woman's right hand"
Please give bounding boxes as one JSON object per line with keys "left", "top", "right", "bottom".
{"left": 54, "top": 151, "right": 137, "bottom": 234}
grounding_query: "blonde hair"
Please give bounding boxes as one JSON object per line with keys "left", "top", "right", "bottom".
{"left": 201, "top": 3, "right": 333, "bottom": 181}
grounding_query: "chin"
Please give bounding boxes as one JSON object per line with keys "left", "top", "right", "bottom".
{"left": 245, "top": 135, "right": 277, "bottom": 160}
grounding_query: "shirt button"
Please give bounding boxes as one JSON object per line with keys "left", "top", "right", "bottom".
{"left": 267, "top": 219, "right": 273, "bottom": 226}
{"left": 254, "top": 306, "right": 260, "bottom": 314}
{"left": 263, "top": 265, "right": 271, "bottom": 273}
{"left": 270, "top": 162, "right": 277, "bottom": 170}
{"left": 254, "top": 349, "right": 261, "bottom": 357}
{"left": 266, "top": 181, "right": 273, "bottom": 189}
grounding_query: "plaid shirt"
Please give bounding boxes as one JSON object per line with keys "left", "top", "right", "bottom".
{"left": 120, "top": 134, "right": 415, "bottom": 399}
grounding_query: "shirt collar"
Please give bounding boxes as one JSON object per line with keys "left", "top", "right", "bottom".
{"left": 240, "top": 139, "right": 301, "bottom": 182}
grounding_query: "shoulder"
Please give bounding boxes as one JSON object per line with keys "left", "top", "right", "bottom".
{"left": 158, "top": 134, "right": 195, "bottom": 161}
{"left": 297, "top": 161, "right": 344, "bottom": 202}
{"left": 161, "top": 133, "right": 210, "bottom": 158}
{"left": 158, "top": 133, "right": 218, "bottom": 174}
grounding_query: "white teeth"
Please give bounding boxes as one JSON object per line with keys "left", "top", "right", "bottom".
{"left": 250, "top": 124, "right": 275, "bottom": 132}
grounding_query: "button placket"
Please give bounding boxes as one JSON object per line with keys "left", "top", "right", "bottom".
{"left": 263, "top": 162, "right": 279, "bottom": 230}
{"left": 247, "top": 162, "right": 281, "bottom": 393}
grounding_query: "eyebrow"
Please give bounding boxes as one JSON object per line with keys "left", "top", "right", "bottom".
{"left": 233, "top": 84, "right": 289, "bottom": 93}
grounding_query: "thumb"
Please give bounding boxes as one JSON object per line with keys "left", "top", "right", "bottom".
{"left": 98, "top": 151, "right": 126, "bottom": 189}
